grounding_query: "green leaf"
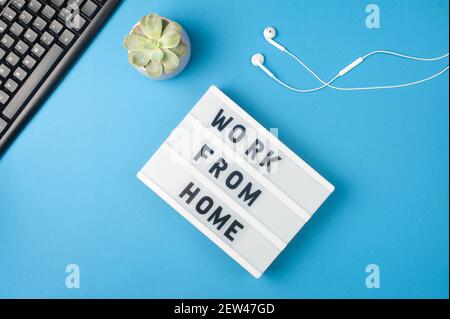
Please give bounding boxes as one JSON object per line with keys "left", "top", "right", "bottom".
{"left": 150, "top": 39, "right": 160, "bottom": 48}
{"left": 131, "top": 25, "right": 145, "bottom": 37}
{"left": 128, "top": 49, "right": 163, "bottom": 67}
{"left": 146, "top": 60, "right": 163, "bottom": 78}
{"left": 128, "top": 51, "right": 152, "bottom": 67}
{"left": 148, "top": 48, "right": 164, "bottom": 62}
{"left": 159, "top": 31, "right": 181, "bottom": 49}
{"left": 164, "top": 68, "right": 176, "bottom": 74}
{"left": 124, "top": 34, "right": 154, "bottom": 51}
{"left": 170, "top": 42, "right": 187, "bottom": 57}
{"left": 162, "top": 21, "right": 181, "bottom": 36}
{"left": 140, "top": 13, "right": 162, "bottom": 39}
{"left": 162, "top": 49, "right": 180, "bottom": 72}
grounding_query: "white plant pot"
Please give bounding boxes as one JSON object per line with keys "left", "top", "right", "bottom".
{"left": 129, "top": 18, "right": 191, "bottom": 80}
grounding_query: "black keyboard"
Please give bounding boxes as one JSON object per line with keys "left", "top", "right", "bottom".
{"left": 0, "top": 0, "right": 120, "bottom": 153}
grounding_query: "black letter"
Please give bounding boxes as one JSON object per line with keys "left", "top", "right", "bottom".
{"left": 228, "top": 125, "right": 246, "bottom": 143}
{"left": 209, "top": 158, "right": 228, "bottom": 179}
{"left": 225, "top": 171, "right": 243, "bottom": 189}
{"left": 211, "top": 108, "right": 234, "bottom": 132}
{"left": 224, "top": 220, "right": 244, "bottom": 241}
{"left": 238, "top": 183, "right": 262, "bottom": 207}
{"left": 194, "top": 144, "right": 214, "bottom": 161}
{"left": 179, "top": 182, "right": 200, "bottom": 204}
{"left": 207, "top": 206, "right": 231, "bottom": 230}
{"left": 196, "top": 196, "right": 214, "bottom": 215}
{"left": 259, "top": 151, "right": 282, "bottom": 173}
{"left": 245, "top": 139, "right": 264, "bottom": 161}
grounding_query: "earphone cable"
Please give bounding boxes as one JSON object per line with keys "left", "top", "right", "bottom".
{"left": 362, "top": 50, "right": 449, "bottom": 61}
{"left": 280, "top": 48, "right": 449, "bottom": 92}
{"left": 328, "top": 66, "right": 449, "bottom": 91}
{"left": 272, "top": 75, "right": 339, "bottom": 93}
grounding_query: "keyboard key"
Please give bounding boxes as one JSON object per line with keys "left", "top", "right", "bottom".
{"left": 4, "top": 79, "right": 19, "bottom": 93}
{"left": 2, "top": 7, "right": 16, "bottom": 21}
{"left": 72, "top": 15, "right": 87, "bottom": 31}
{"left": 59, "top": 30, "right": 75, "bottom": 46}
{"left": 42, "top": 5, "right": 57, "bottom": 19}
{"left": 31, "top": 43, "right": 46, "bottom": 57}
{"left": 0, "top": 118, "right": 7, "bottom": 134}
{"left": 0, "top": 34, "right": 14, "bottom": 48}
{"left": 24, "top": 28, "right": 38, "bottom": 43}
{"left": 2, "top": 44, "right": 64, "bottom": 120}
{"left": 28, "top": 0, "right": 42, "bottom": 13}
{"left": 51, "top": 0, "right": 65, "bottom": 7}
{"left": 6, "top": 53, "right": 20, "bottom": 66}
{"left": 68, "top": 0, "right": 86, "bottom": 8}
{"left": 81, "top": 1, "right": 98, "bottom": 18}
{"left": 41, "top": 32, "right": 55, "bottom": 46}
{"left": 10, "top": 22, "right": 24, "bottom": 37}
{"left": 0, "top": 90, "right": 9, "bottom": 105}
{"left": 19, "top": 11, "right": 33, "bottom": 25}
{"left": 0, "top": 48, "right": 5, "bottom": 60}
{"left": 15, "top": 40, "right": 29, "bottom": 55}
{"left": 0, "top": 20, "right": 7, "bottom": 33}
{"left": 13, "top": 67, "right": 28, "bottom": 82}
{"left": 22, "top": 55, "right": 37, "bottom": 69}
{"left": 0, "top": 64, "right": 11, "bottom": 78}
{"left": 33, "top": 17, "right": 47, "bottom": 31}
{"left": 58, "top": 8, "right": 72, "bottom": 23}
{"left": 49, "top": 20, "right": 64, "bottom": 34}
{"left": 11, "top": 0, "right": 26, "bottom": 10}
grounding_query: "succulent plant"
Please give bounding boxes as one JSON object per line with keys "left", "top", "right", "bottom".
{"left": 124, "top": 13, "right": 187, "bottom": 78}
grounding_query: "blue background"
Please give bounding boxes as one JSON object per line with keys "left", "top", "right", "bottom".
{"left": 0, "top": 0, "right": 448, "bottom": 298}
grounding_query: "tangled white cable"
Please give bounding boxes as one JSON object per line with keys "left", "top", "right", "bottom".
{"left": 252, "top": 27, "right": 449, "bottom": 93}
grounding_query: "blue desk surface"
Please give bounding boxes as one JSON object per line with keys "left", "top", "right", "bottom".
{"left": 0, "top": 0, "right": 448, "bottom": 298}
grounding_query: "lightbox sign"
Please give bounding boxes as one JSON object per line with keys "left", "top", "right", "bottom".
{"left": 137, "top": 86, "right": 334, "bottom": 278}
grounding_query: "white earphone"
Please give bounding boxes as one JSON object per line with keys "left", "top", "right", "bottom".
{"left": 263, "top": 27, "right": 286, "bottom": 52}
{"left": 251, "top": 53, "right": 274, "bottom": 78}
{"left": 252, "top": 26, "right": 449, "bottom": 92}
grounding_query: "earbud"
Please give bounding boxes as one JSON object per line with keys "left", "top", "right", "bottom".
{"left": 263, "top": 27, "right": 276, "bottom": 40}
{"left": 263, "top": 27, "right": 286, "bottom": 52}
{"left": 251, "top": 53, "right": 264, "bottom": 66}
{"left": 251, "top": 53, "right": 274, "bottom": 78}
